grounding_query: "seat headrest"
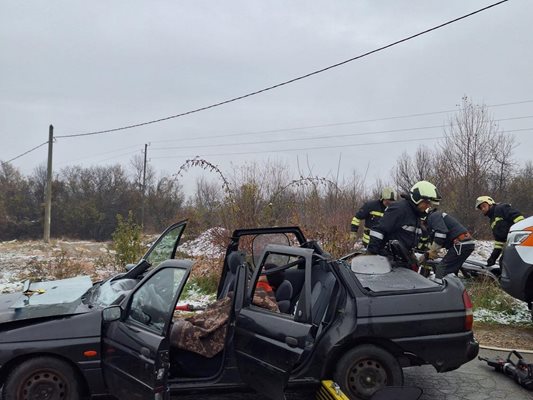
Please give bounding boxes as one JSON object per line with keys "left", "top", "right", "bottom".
{"left": 227, "top": 251, "right": 245, "bottom": 273}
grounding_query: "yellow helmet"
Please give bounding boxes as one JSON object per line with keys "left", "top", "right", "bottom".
{"left": 475, "top": 195, "right": 495, "bottom": 209}
{"left": 380, "top": 187, "right": 397, "bottom": 201}
{"left": 409, "top": 181, "right": 441, "bottom": 205}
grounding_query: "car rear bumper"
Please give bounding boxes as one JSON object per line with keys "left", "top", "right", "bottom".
{"left": 394, "top": 331, "right": 479, "bottom": 372}
{"left": 501, "top": 246, "right": 532, "bottom": 303}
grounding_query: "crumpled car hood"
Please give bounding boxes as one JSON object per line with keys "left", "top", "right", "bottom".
{"left": 0, "top": 276, "right": 93, "bottom": 323}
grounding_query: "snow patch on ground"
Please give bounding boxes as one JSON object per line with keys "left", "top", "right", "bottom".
{"left": 177, "top": 227, "right": 226, "bottom": 258}
{"left": 0, "top": 236, "right": 530, "bottom": 325}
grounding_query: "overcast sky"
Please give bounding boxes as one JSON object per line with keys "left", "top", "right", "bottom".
{"left": 1, "top": 0, "right": 532, "bottom": 195}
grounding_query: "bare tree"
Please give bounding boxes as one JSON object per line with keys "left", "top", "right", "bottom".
{"left": 439, "top": 96, "right": 515, "bottom": 232}
{"left": 393, "top": 146, "right": 436, "bottom": 194}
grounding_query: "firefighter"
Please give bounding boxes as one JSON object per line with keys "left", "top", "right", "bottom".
{"left": 425, "top": 209, "right": 475, "bottom": 278}
{"left": 475, "top": 196, "right": 525, "bottom": 267}
{"left": 350, "top": 187, "right": 397, "bottom": 247}
{"left": 367, "top": 181, "right": 441, "bottom": 257}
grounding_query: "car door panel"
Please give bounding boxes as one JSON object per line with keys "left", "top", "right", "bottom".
{"left": 234, "top": 246, "right": 315, "bottom": 400}
{"left": 103, "top": 261, "right": 191, "bottom": 400}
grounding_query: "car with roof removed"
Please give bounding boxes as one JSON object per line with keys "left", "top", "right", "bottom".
{"left": 0, "top": 221, "right": 478, "bottom": 400}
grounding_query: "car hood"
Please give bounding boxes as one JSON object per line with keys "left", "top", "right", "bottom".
{"left": 0, "top": 276, "right": 93, "bottom": 323}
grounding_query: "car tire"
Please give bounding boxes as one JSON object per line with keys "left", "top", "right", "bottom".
{"left": 334, "top": 344, "right": 403, "bottom": 400}
{"left": 2, "top": 356, "right": 81, "bottom": 400}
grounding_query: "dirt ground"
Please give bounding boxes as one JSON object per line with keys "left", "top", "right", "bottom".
{"left": 474, "top": 322, "right": 533, "bottom": 351}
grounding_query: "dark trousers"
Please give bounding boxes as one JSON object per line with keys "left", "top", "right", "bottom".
{"left": 435, "top": 242, "right": 475, "bottom": 278}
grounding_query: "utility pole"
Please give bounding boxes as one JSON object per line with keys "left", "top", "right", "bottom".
{"left": 43, "top": 125, "right": 53, "bottom": 243}
{"left": 141, "top": 143, "right": 148, "bottom": 228}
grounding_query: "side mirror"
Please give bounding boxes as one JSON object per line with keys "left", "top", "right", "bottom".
{"left": 103, "top": 305, "right": 122, "bottom": 322}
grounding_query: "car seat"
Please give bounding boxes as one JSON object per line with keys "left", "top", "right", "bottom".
{"left": 220, "top": 250, "right": 246, "bottom": 297}
{"left": 274, "top": 280, "right": 293, "bottom": 313}
{"left": 265, "top": 263, "right": 294, "bottom": 314}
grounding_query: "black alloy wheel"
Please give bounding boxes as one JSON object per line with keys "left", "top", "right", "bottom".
{"left": 3, "top": 357, "right": 81, "bottom": 400}
{"left": 334, "top": 344, "right": 403, "bottom": 400}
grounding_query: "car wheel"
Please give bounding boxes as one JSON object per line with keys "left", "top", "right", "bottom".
{"left": 2, "top": 356, "right": 81, "bottom": 400}
{"left": 334, "top": 344, "right": 403, "bottom": 400}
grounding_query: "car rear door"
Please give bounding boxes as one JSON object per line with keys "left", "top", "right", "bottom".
{"left": 102, "top": 260, "right": 192, "bottom": 400}
{"left": 233, "top": 246, "right": 315, "bottom": 400}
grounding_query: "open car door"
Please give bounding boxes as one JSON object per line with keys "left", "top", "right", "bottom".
{"left": 233, "top": 246, "right": 316, "bottom": 400}
{"left": 102, "top": 259, "right": 192, "bottom": 400}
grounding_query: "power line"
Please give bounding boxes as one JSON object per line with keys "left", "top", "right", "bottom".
{"left": 5, "top": 98, "right": 531, "bottom": 165}
{"left": 6, "top": 141, "right": 49, "bottom": 163}
{"left": 153, "top": 125, "right": 444, "bottom": 151}
{"left": 151, "top": 126, "right": 533, "bottom": 159}
{"left": 55, "top": 0, "right": 509, "bottom": 139}
{"left": 155, "top": 136, "right": 447, "bottom": 159}
{"left": 148, "top": 100, "right": 533, "bottom": 144}
{"left": 150, "top": 114, "right": 533, "bottom": 151}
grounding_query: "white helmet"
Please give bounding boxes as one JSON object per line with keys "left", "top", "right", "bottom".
{"left": 409, "top": 181, "right": 441, "bottom": 205}
{"left": 380, "top": 187, "right": 397, "bottom": 201}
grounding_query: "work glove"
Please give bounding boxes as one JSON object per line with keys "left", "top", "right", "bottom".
{"left": 486, "top": 256, "right": 497, "bottom": 267}
{"left": 426, "top": 249, "right": 439, "bottom": 260}
{"left": 486, "top": 248, "right": 501, "bottom": 267}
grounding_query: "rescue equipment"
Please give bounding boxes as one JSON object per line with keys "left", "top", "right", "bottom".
{"left": 479, "top": 351, "right": 533, "bottom": 390}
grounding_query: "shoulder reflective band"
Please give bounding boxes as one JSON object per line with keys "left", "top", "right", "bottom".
{"left": 442, "top": 212, "right": 448, "bottom": 217}
{"left": 370, "top": 211, "right": 384, "bottom": 217}
{"left": 402, "top": 225, "right": 423, "bottom": 235}
{"left": 514, "top": 215, "right": 525, "bottom": 223}
{"left": 434, "top": 232, "right": 447, "bottom": 239}
{"left": 402, "top": 225, "right": 416, "bottom": 232}
{"left": 370, "top": 230, "right": 384, "bottom": 240}
{"left": 494, "top": 240, "right": 505, "bottom": 249}
{"left": 352, "top": 217, "right": 361, "bottom": 225}
{"left": 491, "top": 217, "right": 503, "bottom": 229}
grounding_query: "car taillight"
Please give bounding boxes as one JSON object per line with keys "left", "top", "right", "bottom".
{"left": 462, "top": 290, "right": 473, "bottom": 331}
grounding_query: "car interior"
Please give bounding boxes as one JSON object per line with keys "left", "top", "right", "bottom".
{"left": 167, "top": 234, "right": 340, "bottom": 381}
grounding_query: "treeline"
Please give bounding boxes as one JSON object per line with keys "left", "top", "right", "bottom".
{"left": 1, "top": 98, "right": 531, "bottom": 248}
{"left": 0, "top": 162, "right": 183, "bottom": 241}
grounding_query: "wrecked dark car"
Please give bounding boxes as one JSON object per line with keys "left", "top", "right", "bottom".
{"left": 0, "top": 221, "right": 478, "bottom": 400}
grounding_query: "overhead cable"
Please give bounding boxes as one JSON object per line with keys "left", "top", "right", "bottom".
{"left": 151, "top": 126, "right": 533, "bottom": 159}
{"left": 6, "top": 141, "right": 49, "bottom": 163}
{"left": 55, "top": 0, "right": 509, "bottom": 139}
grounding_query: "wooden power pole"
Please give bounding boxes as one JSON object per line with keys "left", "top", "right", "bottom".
{"left": 141, "top": 143, "right": 148, "bottom": 228}
{"left": 43, "top": 125, "right": 53, "bottom": 243}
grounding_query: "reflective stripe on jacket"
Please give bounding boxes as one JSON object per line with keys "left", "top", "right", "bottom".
{"left": 486, "top": 203, "right": 524, "bottom": 244}
{"left": 367, "top": 198, "right": 421, "bottom": 254}
{"left": 351, "top": 199, "right": 386, "bottom": 244}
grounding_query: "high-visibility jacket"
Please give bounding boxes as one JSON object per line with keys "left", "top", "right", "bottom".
{"left": 351, "top": 199, "right": 386, "bottom": 246}
{"left": 485, "top": 203, "right": 524, "bottom": 261}
{"left": 367, "top": 197, "right": 423, "bottom": 254}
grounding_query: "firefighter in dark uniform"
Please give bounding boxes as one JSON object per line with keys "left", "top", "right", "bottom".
{"left": 425, "top": 210, "right": 475, "bottom": 278}
{"left": 367, "top": 181, "right": 441, "bottom": 257}
{"left": 351, "top": 187, "right": 397, "bottom": 247}
{"left": 476, "top": 196, "right": 524, "bottom": 267}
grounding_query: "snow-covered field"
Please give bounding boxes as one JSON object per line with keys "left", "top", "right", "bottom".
{"left": 0, "top": 236, "right": 530, "bottom": 325}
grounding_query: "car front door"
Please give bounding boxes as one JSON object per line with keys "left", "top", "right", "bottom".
{"left": 233, "top": 246, "right": 315, "bottom": 400}
{"left": 102, "top": 260, "right": 192, "bottom": 400}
